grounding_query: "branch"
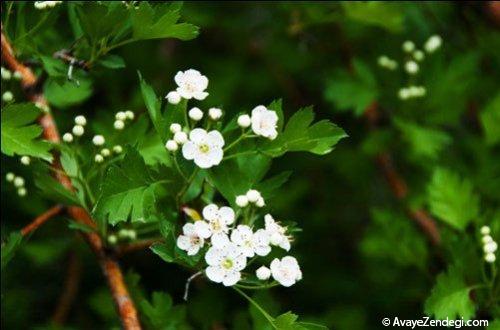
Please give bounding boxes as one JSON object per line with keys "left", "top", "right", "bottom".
{"left": 21, "top": 205, "right": 64, "bottom": 236}
{"left": 115, "top": 238, "right": 163, "bottom": 256}
{"left": 364, "top": 102, "right": 441, "bottom": 245}
{"left": 51, "top": 251, "right": 82, "bottom": 325}
{"left": 1, "top": 30, "right": 141, "bottom": 330}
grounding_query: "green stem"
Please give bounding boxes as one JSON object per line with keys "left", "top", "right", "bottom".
{"left": 223, "top": 151, "right": 255, "bottom": 161}
{"left": 233, "top": 287, "right": 276, "bottom": 328}
{"left": 173, "top": 155, "right": 187, "bottom": 181}
{"left": 224, "top": 134, "right": 255, "bottom": 153}
{"left": 176, "top": 168, "right": 200, "bottom": 205}
{"left": 235, "top": 282, "right": 279, "bottom": 290}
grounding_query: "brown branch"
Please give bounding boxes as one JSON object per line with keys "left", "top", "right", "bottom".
{"left": 2, "top": 30, "right": 141, "bottom": 329}
{"left": 115, "top": 238, "right": 163, "bottom": 256}
{"left": 51, "top": 251, "right": 82, "bottom": 325}
{"left": 364, "top": 102, "right": 441, "bottom": 245}
{"left": 21, "top": 205, "right": 64, "bottom": 236}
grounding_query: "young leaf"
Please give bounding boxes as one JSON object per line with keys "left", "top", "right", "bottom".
{"left": 1, "top": 103, "right": 52, "bottom": 161}
{"left": 424, "top": 266, "right": 475, "bottom": 320}
{"left": 427, "top": 168, "right": 479, "bottom": 231}
{"left": 140, "top": 291, "right": 189, "bottom": 329}
{"left": 139, "top": 73, "right": 168, "bottom": 143}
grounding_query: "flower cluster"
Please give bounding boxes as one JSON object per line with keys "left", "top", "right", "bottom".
{"left": 34, "top": 1, "right": 62, "bottom": 10}
{"left": 480, "top": 226, "right": 497, "bottom": 263}
{"left": 236, "top": 189, "right": 265, "bottom": 208}
{"left": 237, "top": 105, "right": 279, "bottom": 140}
{"left": 176, "top": 201, "right": 301, "bottom": 287}
{"left": 114, "top": 111, "right": 135, "bottom": 130}
{"left": 5, "top": 172, "right": 27, "bottom": 197}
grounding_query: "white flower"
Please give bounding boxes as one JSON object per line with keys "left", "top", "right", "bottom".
{"left": 251, "top": 105, "right": 278, "bottom": 140}
{"left": 483, "top": 235, "right": 493, "bottom": 244}
{"left": 63, "top": 133, "right": 73, "bottom": 143}
{"left": 480, "top": 226, "right": 491, "bottom": 235}
{"left": 205, "top": 243, "right": 247, "bottom": 286}
{"left": 424, "top": 35, "right": 442, "bottom": 53}
{"left": 13, "top": 176, "right": 25, "bottom": 187}
{"left": 270, "top": 256, "right": 302, "bottom": 287}
{"left": 174, "top": 131, "right": 188, "bottom": 144}
{"left": 237, "top": 114, "right": 251, "bottom": 128}
{"left": 165, "top": 91, "right": 181, "bottom": 104}
{"left": 95, "top": 154, "right": 104, "bottom": 163}
{"left": 74, "top": 115, "right": 87, "bottom": 126}
{"left": 182, "top": 128, "right": 224, "bottom": 169}
{"left": 113, "top": 145, "right": 123, "bottom": 154}
{"left": 264, "top": 214, "right": 291, "bottom": 251}
{"left": 209, "top": 107, "right": 223, "bottom": 120}
{"left": 72, "top": 125, "right": 84, "bottom": 136}
{"left": 17, "top": 187, "right": 27, "bottom": 197}
{"left": 170, "top": 123, "right": 182, "bottom": 133}
{"left": 402, "top": 40, "right": 415, "bottom": 53}
{"left": 235, "top": 195, "right": 249, "bottom": 207}
{"left": 175, "top": 69, "right": 209, "bottom": 100}
{"left": 115, "top": 111, "right": 127, "bottom": 121}
{"left": 484, "top": 241, "right": 498, "bottom": 254}
{"left": 92, "top": 135, "right": 105, "bottom": 146}
{"left": 20, "top": 156, "right": 31, "bottom": 165}
{"left": 377, "top": 56, "right": 397, "bottom": 70}
{"left": 202, "top": 204, "right": 235, "bottom": 241}
{"left": 177, "top": 223, "right": 206, "bottom": 256}
{"left": 114, "top": 120, "right": 125, "bottom": 130}
{"left": 485, "top": 253, "right": 496, "bottom": 263}
{"left": 6, "top": 173, "right": 15, "bottom": 182}
{"left": 255, "top": 197, "right": 265, "bottom": 208}
{"left": 125, "top": 111, "right": 135, "bottom": 120}
{"left": 101, "top": 148, "right": 111, "bottom": 157}
{"left": 246, "top": 189, "right": 261, "bottom": 203}
{"left": 165, "top": 140, "right": 178, "bottom": 152}
{"left": 2, "top": 91, "right": 13, "bottom": 102}
{"left": 34, "top": 1, "right": 47, "bottom": 9}
{"left": 231, "top": 225, "right": 271, "bottom": 257}
{"left": 188, "top": 107, "right": 204, "bottom": 121}
{"left": 256, "top": 266, "right": 271, "bottom": 280}
{"left": 405, "top": 61, "right": 419, "bottom": 75}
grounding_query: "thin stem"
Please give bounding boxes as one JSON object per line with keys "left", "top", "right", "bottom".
{"left": 173, "top": 155, "right": 187, "bottom": 181}
{"left": 223, "top": 151, "right": 255, "bottom": 161}
{"left": 177, "top": 168, "right": 200, "bottom": 205}
{"left": 224, "top": 133, "right": 257, "bottom": 153}
{"left": 233, "top": 287, "right": 276, "bottom": 328}
{"left": 235, "top": 282, "right": 279, "bottom": 290}
{"left": 21, "top": 205, "right": 64, "bottom": 236}
{"left": 183, "top": 271, "right": 203, "bottom": 301}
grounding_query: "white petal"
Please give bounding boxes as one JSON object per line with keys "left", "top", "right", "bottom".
{"left": 189, "top": 128, "right": 207, "bottom": 143}
{"left": 187, "top": 244, "right": 201, "bottom": 256}
{"left": 193, "top": 91, "right": 209, "bottom": 100}
{"left": 205, "top": 247, "right": 224, "bottom": 266}
{"left": 174, "top": 71, "right": 185, "bottom": 86}
{"left": 207, "top": 130, "right": 225, "bottom": 148}
{"left": 218, "top": 206, "right": 235, "bottom": 225}
{"left": 194, "top": 221, "right": 212, "bottom": 239}
{"left": 207, "top": 148, "right": 223, "bottom": 166}
{"left": 176, "top": 235, "right": 191, "bottom": 250}
{"left": 205, "top": 266, "right": 224, "bottom": 283}
{"left": 182, "top": 141, "right": 197, "bottom": 160}
{"left": 222, "top": 270, "right": 241, "bottom": 286}
{"left": 254, "top": 245, "right": 271, "bottom": 257}
{"left": 194, "top": 153, "right": 212, "bottom": 169}
{"left": 211, "top": 232, "right": 230, "bottom": 248}
{"left": 182, "top": 223, "right": 196, "bottom": 236}
{"left": 177, "top": 87, "right": 193, "bottom": 99}
{"left": 279, "top": 238, "right": 291, "bottom": 251}
{"left": 203, "top": 204, "right": 219, "bottom": 221}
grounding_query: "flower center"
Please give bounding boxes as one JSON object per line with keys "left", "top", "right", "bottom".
{"left": 222, "top": 258, "right": 233, "bottom": 270}
{"left": 198, "top": 143, "right": 210, "bottom": 153}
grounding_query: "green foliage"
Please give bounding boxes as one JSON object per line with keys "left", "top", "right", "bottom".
{"left": 1, "top": 103, "right": 52, "bottom": 161}
{"left": 480, "top": 93, "right": 500, "bottom": 146}
{"left": 341, "top": 2, "right": 404, "bottom": 33}
{"left": 427, "top": 168, "right": 479, "bottom": 231}
{"left": 140, "top": 291, "right": 190, "bottom": 329}
{"left": 1, "top": 232, "right": 23, "bottom": 270}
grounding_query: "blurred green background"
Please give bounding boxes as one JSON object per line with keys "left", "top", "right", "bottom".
{"left": 2, "top": 2, "right": 499, "bottom": 329}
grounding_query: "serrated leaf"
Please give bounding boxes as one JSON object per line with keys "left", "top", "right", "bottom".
{"left": 44, "top": 77, "right": 93, "bottom": 108}
{"left": 427, "top": 168, "right": 479, "bottom": 231}
{"left": 139, "top": 73, "right": 168, "bottom": 143}
{"left": 76, "top": 2, "right": 128, "bottom": 43}
{"left": 1, "top": 232, "right": 23, "bottom": 270}
{"left": 424, "top": 266, "right": 475, "bottom": 320}
{"left": 1, "top": 103, "right": 52, "bottom": 161}
{"left": 140, "top": 291, "right": 189, "bottom": 329}
{"left": 131, "top": 2, "right": 198, "bottom": 41}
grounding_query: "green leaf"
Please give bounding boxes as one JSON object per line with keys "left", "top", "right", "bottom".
{"left": 427, "top": 168, "right": 479, "bottom": 231}
{"left": 34, "top": 171, "right": 82, "bottom": 206}
{"left": 150, "top": 242, "right": 175, "bottom": 263}
{"left": 273, "top": 312, "right": 327, "bottom": 330}
{"left": 480, "top": 93, "right": 500, "bottom": 146}
{"left": 140, "top": 291, "right": 189, "bottom": 329}
{"left": 93, "top": 147, "right": 164, "bottom": 226}
{"left": 342, "top": 2, "right": 404, "bottom": 33}
{"left": 139, "top": 73, "right": 168, "bottom": 143}
{"left": 44, "top": 77, "right": 93, "bottom": 108}
{"left": 40, "top": 55, "right": 67, "bottom": 78}
{"left": 488, "top": 320, "right": 500, "bottom": 330}
{"left": 99, "top": 54, "right": 126, "bottom": 69}
{"left": 1, "top": 232, "right": 23, "bottom": 270}
{"left": 1, "top": 103, "right": 53, "bottom": 161}
{"left": 260, "top": 106, "right": 347, "bottom": 157}
{"left": 76, "top": 2, "right": 128, "bottom": 43}
{"left": 131, "top": 2, "right": 199, "bottom": 41}
{"left": 424, "top": 266, "right": 475, "bottom": 320}
{"left": 207, "top": 160, "right": 255, "bottom": 206}
{"left": 325, "top": 59, "right": 378, "bottom": 116}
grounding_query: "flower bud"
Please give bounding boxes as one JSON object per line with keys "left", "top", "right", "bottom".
{"left": 256, "top": 266, "right": 271, "bottom": 280}
{"left": 237, "top": 114, "right": 251, "bottom": 128}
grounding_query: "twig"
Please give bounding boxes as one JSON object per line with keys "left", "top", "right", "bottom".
{"left": 364, "top": 102, "right": 441, "bottom": 245}
{"left": 51, "top": 251, "right": 82, "bottom": 325}
{"left": 115, "top": 238, "right": 163, "bottom": 256}
{"left": 183, "top": 271, "right": 203, "bottom": 301}
{"left": 2, "top": 29, "right": 141, "bottom": 330}
{"left": 21, "top": 205, "right": 64, "bottom": 236}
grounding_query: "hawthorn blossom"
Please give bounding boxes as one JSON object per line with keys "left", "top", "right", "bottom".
{"left": 202, "top": 204, "right": 235, "bottom": 242}
{"left": 205, "top": 243, "right": 247, "bottom": 286}
{"left": 264, "top": 214, "right": 291, "bottom": 251}
{"left": 175, "top": 69, "right": 209, "bottom": 100}
{"left": 251, "top": 105, "right": 278, "bottom": 140}
{"left": 270, "top": 256, "right": 302, "bottom": 287}
{"left": 182, "top": 128, "right": 224, "bottom": 169}
{"left": 237, "top": 114, "right": 251, "bottom": 128}
{"left": 177, "top": 223, "right": 206, "bottom": 256}
{"left": 165, "top": 91, "right": 181, "bottom": 104}
{"left": 256, "top": 266, "right": 271, "bottom": 280}
{"left": 231, "top": 225, "right": 271, "bottom": 257}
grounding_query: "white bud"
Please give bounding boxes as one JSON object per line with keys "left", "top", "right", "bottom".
{"left": 256, "top": 266, "right": 271, "bottom": 280}
{"left": 413, "top": 50, "right": 425, "bottom": 61}
{"left": 17, "top": 187, "right": 27, "bottom": 197}
{"left": 188, "top": 107, "right": 203, "bottom": 121}
{"left": 72, "top": 125, "right": 84, "bottom": 136}
{"left": 63, "top": 133, "right": 74, "bottom": 143}
{"left": 237, "top": 114, "right": 251, "bottom": 128}
{"left": 108, "top": 234, "right": 118, "bottom": 245}
{"left": 13, "top": 71, "right": 23, "bottom": 80}
{"left": 246, "top": 189, "right": 261, "bottom": 203}
{"left": 95, "top": 154, "right": 104, "bottom": 163}
{"left": 485, "top": 253, "right": 496, "bottom": 263}
{"left": 34, "top": 1, "right": 47, "bottom": 9}
{"left": 405, "top": 61, "right": 419, "bottom": 75}
{"left": 235, "top": 195, "right": 249, "bottom": 207}
{"left": 256, "top": 197, "right": 265, "bottom": 208}
{"left": 74, "top": 115, "right": 87, "bottom": 126}
{"left": 174, "top": 131, "right": 188, "bottom": 144}
{"left": 398, "top": 88, "right": 410, "bottom": 100}
{"left": 20, "top": 156, "right": 31, "bottom": 165}
{"left": 1, "top": 67, "right": 12, "bottom": 80}
{"left": 113, "top": 145, "right": 123, "bottom": 154}
{"left": 115, "top": 111, "right": 127, "bottom": 121}
{"left": 165, "top": 91, "right": 181, "bottom": 105}
{"left": 165, "top": 140, "right": 178, "bottom": 152}
{"left": 125, "top": 111, "right": 135, "bottom": 120}
{"left": 170, "top": 123, "right": 182, "bottom": 133}
{"left": 208, "top": 107, "right": 223, "bottom": 120}
{"left": 101, "top": 148, "right": 111, "bottom": 157}
{"left": 483, "top": 235, "right": 493, "bottom": 244}
{"left": 402, "top": 40, "right": 415, "bottom": 53}
{"left": 480, "top": 226, "right": 491, "bottom": 235}
{"left": 92, "top": 135, "right": 105, "bottom": 146}
{"left": 484, "top": 241, "right": 498, "bottom": 254}
{"left": 6, "top": 172, "right": 15, "bottom": 182}
{"left": 424, "top": 35, "right": 442, "bottom": 53}
{"left": 114, "top": 120, "right": 125, "bottom": 130}
{"left": 13, "top": 176, "right": 25, "bottom": 187}
{"left": 2, "top": 91, "right": 14, "bottom": 102}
